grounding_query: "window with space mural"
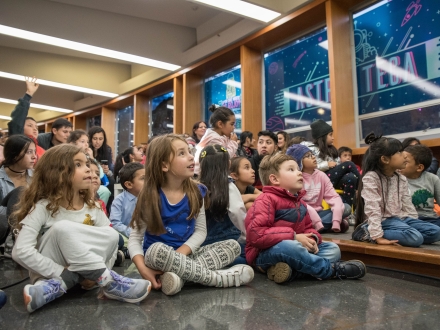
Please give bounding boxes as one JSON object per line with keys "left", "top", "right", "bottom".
{"left": 151, "top": 92, "right": 174, "bottom": 137}
{"left": 264, "top": 28, "right": 330, "bottom": 133}
{"left": 115, "top": 105, "right": 133, "bottom": 155}
{"left": 354, "top": 0, "right": 440, "bottom": 140}
{"left": 205, "top": 65, "right": 242, "bottom": 133}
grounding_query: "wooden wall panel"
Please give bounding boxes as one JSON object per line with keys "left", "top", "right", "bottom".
{"left": 326, "top": 0, "right": 356, "bottom": 148}
{"left": 45, "top": 122, "right": 52, "bottom": 133}
{"left": 73, "top": 116, "right": 87, "bottom": 130}
{"left": 101, "top": 107, "right": 116, "bottom": 156}
{"left": 173, "top": 76, "right": 184, "bottom": 134}
{"left": 133, "top": 94, "right": 150, "bottom": 145}
{"left": 240, "top": 45, "right": 263, "bottom": 135}
{"left": 183, "top": 74, "right": 203, "bottom": 135}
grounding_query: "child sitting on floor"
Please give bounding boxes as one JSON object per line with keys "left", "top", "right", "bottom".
{"left": 401, "top": 144, "right": 440, "bottom": 227}
{"left": 12, "top": 145, "right": 151, "bottom": 313}
{"left": 287, "top": 144, "right": 351, "bottom": 233}
{"left": 229, "top": 157, "right": 261, "bottom": 210}
{"left": 128, "top": 135, "right": 254, "bottom": 296}
{"left": 353, "top": 133, "right": 440, "bottom": 247}
{"left": 245, "top": 153, "right": 366, "bottom": 284}
{"left": 338, "top": 146, "right": 362, "bottom": 174}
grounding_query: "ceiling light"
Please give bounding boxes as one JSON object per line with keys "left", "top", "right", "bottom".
{"left": 0, "top": 115, "right": 12, "bottom": 120}
{"left": 0, "top": 71, "right": 118, "bottom": 98}
{"left": 190, "top": 0, "right": 280, "bottom": 22}
{"left": 167, "top": 104, "right": 174, "bottom": 110}
{"left": 0, "top": 25, "right": 181, "bottom": 71}
{"left": 0, "top": 97, "right": 73, "bottom": 113}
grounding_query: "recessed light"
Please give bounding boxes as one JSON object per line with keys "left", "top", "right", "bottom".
{"left": 0, "top": 97, "right": 73, "bottom": 113}
{"left": 190, "top": 0, "right": 280, "bottom": 22}
{"left": 0, "top": 24, "right": 181, "bottom": 71}
{"left": 0, "top": 71, "right": 118, "bottom": 98}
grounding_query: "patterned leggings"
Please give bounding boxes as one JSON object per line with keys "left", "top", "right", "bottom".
{"left": 144, "top": 240, "right": 240, "bottom": 286}
{"left": 325, "top": 161, "right": 360, "bottom": 206}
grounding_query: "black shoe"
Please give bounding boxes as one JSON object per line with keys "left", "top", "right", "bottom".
{"left": 114, "top": 250, "right": 125, "bottom": 267}
{"left": 332, "top": 260, "right": 366, "bottom": 279}
{"left": 339, "top": 219, "right": 349, "bottom": 233}
{"left": 352, "top": 221, "right": 373, "bottom": 242}
{"left": 122, "top": 248, "right": 130, "bottom": 259}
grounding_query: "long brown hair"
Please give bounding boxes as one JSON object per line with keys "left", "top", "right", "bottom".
{"left": 130, "top": 134, "right": 203, "bottom": 235}
{"left": 13, "top": 144, "right": 96, "bottom": 229}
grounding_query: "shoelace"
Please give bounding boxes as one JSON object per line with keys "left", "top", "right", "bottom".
{"left": 43, "top": 280, "right": 66, "bottom": 302}
{"left": 110, "top": 271, "right": 134, "bottom": 286}
{"left": 333, "top": 262, "right": 344, "bottom": 280}
{"left": 216, "top": 271, "right": 240, "bottom": 288}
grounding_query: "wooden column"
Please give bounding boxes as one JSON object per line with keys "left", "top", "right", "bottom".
{"left": 173, "top": 76, "right": 184, "bottom": 134}
{"left": 133, "top": 94, "right": 150, "bottom": 144}
{"left": 183, "top": 74, "right": 203, "bottom": 135}
{"left": 101, "top": 107, "right": 116, "bottom": 155}
{"left": 45, "top": 122, "right": 53, "bottom": 133}
{"left": 240, "top": 45, "right": 263, "bottom": 135}
{"left": 73, "top": 116, "right": 87, "bottom": 130}
{"left": 326, "top": 0, "right": 356, "bottom": 147}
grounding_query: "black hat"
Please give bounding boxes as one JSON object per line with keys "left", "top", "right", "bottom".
{"left": 310, "top": 120, "right": 333, "bottom": 140}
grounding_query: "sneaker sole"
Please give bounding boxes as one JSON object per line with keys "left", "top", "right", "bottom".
{"left": 103, "top": 281, "right": 152, "bottom": 303}
{"left": 23, "top": 285, "right": 35, "bottom": 313}
{"left": 267, "top": 263, "right": 291, "bottom": 284}
{"left": 160, "top": 273, "right": 183, "bottom": 296}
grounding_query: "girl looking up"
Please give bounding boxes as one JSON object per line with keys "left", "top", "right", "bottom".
{"left": 128, "top": 135, "right": 253, "bottom": 296}
{"left": 194, "top": 105, "right": 238, "bottom": 175}
{"left": 353, "top": 133, "right": 440, "bottom": 247}
{"left": 199, "top": 145, "right": 247, "bottom": 265}
{"left": 12, "top": 145, "right": 151, "bottom": 313}
{"left": 229, "top": 157, "right": 261, "bottom": 210}
{"left": 303, "top": 120, "right": 360, "bottom": 206}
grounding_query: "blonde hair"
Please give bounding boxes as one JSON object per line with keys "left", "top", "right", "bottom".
{"left": 259, "top": 153, "right": 295, "bottom": 186}
{"left": 130, "top": 134, "right": 203, "bottom": 235}
{"left": 13, "top": 144, "right": 96, "bottom": 229}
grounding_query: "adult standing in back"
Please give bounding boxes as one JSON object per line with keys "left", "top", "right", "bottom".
{"left": 89, "top": 126, "right": 114, "bottom": 175}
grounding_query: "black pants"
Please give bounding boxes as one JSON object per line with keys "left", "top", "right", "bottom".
{"left": 325, "top": 161, "right": 360, "bottom": 206}
{"left": 0, "top": 187, "right": 24, "bottom": 245}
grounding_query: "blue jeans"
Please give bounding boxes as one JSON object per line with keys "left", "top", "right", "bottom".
{"left": 255, "top": 240, "right": 341, "bottom": 280}
{"left": 419, "top": 218, "right": 440, "bottom": 228}
{"left": 377, "top": 217, "right": 440, "bottom": 247}
{"left": 317, "top": 203, "right": 352, "bottom": 230}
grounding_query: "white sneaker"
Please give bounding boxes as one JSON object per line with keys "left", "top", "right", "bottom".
{"left": 160, "top": 272, "right": 184, "bottom": 296}
{"left": 214, "top": 265, "right": 254, "bottom": 288}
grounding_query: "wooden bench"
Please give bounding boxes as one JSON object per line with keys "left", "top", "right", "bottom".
{"left": 323, "top": 237, "right": 440, "bottom": 279}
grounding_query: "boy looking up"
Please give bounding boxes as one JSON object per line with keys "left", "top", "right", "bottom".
{"left": 401, "top": 145, "right": 440, "bottom": 227}
{"left": 245, "top": 153, "right": 366, "bottom": 284}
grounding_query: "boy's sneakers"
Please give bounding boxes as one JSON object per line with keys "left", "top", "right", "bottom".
{"left": 101, "top": 270, "right": 151, "bottom": 303}
{"left": 352, "top": 221, "right": 373, "bottom": 242}
{"left": 0, "top": 290, "right": 7, "bottom": 309}
{"left": 267, "top": 262, "right": 292, "bottom": 284}
{"left": 332, "top": 260, "right": 366, "bottom": 279}
{"left": 114, "top": 250, "right": 125, "bottom": 267}
{"left": 214, "top": 265, "right": 254, "bottom": 288}
{"left": 23, "top": 279, "right": 66, "bottom": 313}
{"left": 160, "top": 272, "right": 184, "bottom": 296}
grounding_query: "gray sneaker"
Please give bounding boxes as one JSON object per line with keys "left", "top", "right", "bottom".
{"left": 23, "top": 279, "right": 66, "bottom": 313}
{"left": 102, "top": 270, "right": 151, "bottom": 303}
{"left": 160, "top": 272, "right": 184, "bottom": 296}
{"left": 214, "top": 265, "right": 254, "bottom": 288}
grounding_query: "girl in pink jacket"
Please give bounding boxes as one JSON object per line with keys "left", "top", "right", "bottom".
{"left": 287, "top": 144, "right": 351, "bottom": 233}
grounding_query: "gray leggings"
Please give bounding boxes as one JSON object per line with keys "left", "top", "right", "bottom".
{"left": 145, "top": 240, "right": 240, "bottom": 285}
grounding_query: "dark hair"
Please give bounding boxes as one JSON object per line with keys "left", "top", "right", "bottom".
{"left": 119, "top": 162, "right": 144, "bottom": 190}
{"left": 338, "top": 146, "right": 352, "bottom": 157}
{"left": 240, "top": 131, "right": 253, "bottom": 145}
{"left": 199, "top": 144, "right": 230, "bottom": 220}
{"left": 2, "top": 135, "right": 34, "bottom": 167}
{"left": 26, "top": 117, "right": 36, "bottom": 123}
{"left": 52, "top": 118, "right": 73, "bottom": 130}
{"left": 191, "top": 121, "right": 208, "bottom": 143}
{"left": 230, "top": 156, "right": 247, "bottom": 176}
{"left": 402, "top": 137, "right": 421, "bottom": 149}
{"left": 88, "top": 126, "right": 111, "bottom": 162}
{"left": 114, "top": 147, "right": 136, "bottom": 181}
{"left": 257, "top": 130, "right": 278, "bottom": 145}
{"left": 355, "top": 132, "right": 403, "bottom": 226}
{"left": 208, "top": 105, "right": 234, "bottom": 129}
{"left": 314, "top": 134, "right": 338, "bottom": 160}
{"left": 288, "top": 136, "right": 306, "bottom": 147}
{"left": 404, "top": 144, "right": 432, "bottom": 171}
{"left": 277, "top": 131, "right": 289, "bottom": 153}
{"left": 68, "top": 129, "right": 88, "bottom": 144}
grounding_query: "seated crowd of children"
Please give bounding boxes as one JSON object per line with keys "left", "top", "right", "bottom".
{"left": 1, "top": 80, "right": 440, "bottom": 313}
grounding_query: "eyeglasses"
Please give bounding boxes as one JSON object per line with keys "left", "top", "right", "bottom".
{"left": 303, "top": 153, "right": 315, "bottom": 159}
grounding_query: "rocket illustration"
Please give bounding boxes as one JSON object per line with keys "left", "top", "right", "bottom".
{"left": 401, "top": 0, "right": 422, "bottom": 26}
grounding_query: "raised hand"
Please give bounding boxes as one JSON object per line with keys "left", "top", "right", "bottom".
{"left": 25, "top": 76, "right": 39, "bottom": 97}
